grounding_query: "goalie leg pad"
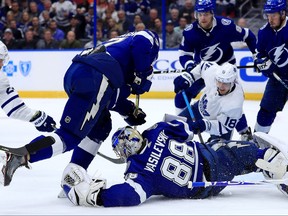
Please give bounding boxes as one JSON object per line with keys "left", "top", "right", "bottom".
{"left": 256, "top": 148, "right": 288, "bottom": 180}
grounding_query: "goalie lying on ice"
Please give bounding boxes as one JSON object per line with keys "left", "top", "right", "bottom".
{"left": 59, "top": 118, "right": 288, "bottom": 207}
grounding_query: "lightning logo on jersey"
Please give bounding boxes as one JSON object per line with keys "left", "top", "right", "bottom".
{"left": 201, "top": 43, "right": 223, "bottom": 63}
{"left": 269, "top": 43, "right": 288, "bottom": 68}
{"left": 80, "top": 102, "right": 99, "bottom": 130}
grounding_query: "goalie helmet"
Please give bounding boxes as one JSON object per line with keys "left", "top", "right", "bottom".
{"left": 263, "top": 0, "right": 286, "bottom": 14}
{"left": 215, "top": 62, "right": 237, "bottom": 84}
{"left": 0, "top": 41, "right": 9, "bottom": 66}
{"left": 112, "top": 126, "right": 144, "bottom": 161}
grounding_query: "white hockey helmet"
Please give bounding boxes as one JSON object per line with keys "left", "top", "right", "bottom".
{"left": 215, "top": 62, "right": 237, "bottom": 84}
{"left": 112, "top": 126, "right": 144, "bottom": 161}
{"left": 0, "top": 40, "right": 10, "bottom": 65}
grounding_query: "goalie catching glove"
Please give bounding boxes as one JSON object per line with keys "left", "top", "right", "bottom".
{"left": 29, "top": 111, "right": 56, "bottom": 132}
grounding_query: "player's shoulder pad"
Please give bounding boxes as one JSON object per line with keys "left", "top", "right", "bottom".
{"left": 184, "top": 23, "right": 193, "bottom": 32}
{"left": 260, "top": 22, "right": 269, "bottom": 31}
{"left": 220, "top": 17, "right": 232, "bottom": 26}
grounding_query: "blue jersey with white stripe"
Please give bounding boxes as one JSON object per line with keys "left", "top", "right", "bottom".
{"left": 256, "top": 17, "right": 288, "bottom": 79}
{"left": 100, "top": 119, "right": 206, "bottom": 207}
{"left": 179, "top": 16, "right": 256, "bottom": 67}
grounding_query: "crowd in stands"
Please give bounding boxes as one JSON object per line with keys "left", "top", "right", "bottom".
{"left": 0, "top": 0, "right": 259, "bottom": 50}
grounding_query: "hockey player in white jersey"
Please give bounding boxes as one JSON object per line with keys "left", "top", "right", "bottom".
{"left": 0, "top": 40, "right": 56, "bottom": 132}
{"left": 174, "top": 61, "right": 244, "bottom": 141}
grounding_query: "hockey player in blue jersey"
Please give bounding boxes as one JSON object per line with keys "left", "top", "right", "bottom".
{"left": 174, "top": 0, "right": 257, "bottom": 141}
{"left": 60, "top": 117, "right": 288, "bottom": 207}
{"left": 253, "top": 0, "right": 288, "bottom": 134}
{"left": 0, "top": 41, "right": 55, "bottom": 132}
{"left": 0, "top": 30, "right": 160, "bottom": 186}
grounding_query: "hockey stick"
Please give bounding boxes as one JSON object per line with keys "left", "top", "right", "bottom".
{"left": 0, "top": 136, "right": 55, "bottom": 156}
{"left": 187, "top": 178, "right": 288, "bottom": 188}
{"left": 182, "top": 91, "right": 204, "bottom": 144}
{"left": 97, "top": 151, "right": 125, "bottom": 164}
{"left": 133, "top": 94, "right": 140, "bottom": 130}
{"left": 272, "top": 72, "right": 288, "bottom": 90}
{"left": 153, "top": 65, "right": 255, "bottom": 74}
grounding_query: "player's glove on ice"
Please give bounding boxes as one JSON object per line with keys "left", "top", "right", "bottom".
{"left": 174, "top": 72, "right": 194, "bottom": 93}
{"left": 30, "top": 111, "right": 56, "bottom": 132}
{"left": 254, "top": 57, "right": 274, "bottom": 78}
{"left": 124, "top": 106, "right": 146, "bottom": 126}
{"left": 131, "top": 67, "right": 153, "bottom": 95}
{"left": 189, "top": 119, "right": 207, "bottom": 134}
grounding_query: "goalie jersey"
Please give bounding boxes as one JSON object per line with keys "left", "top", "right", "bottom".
{"left": 100, "top": 119, "right": 209, "bottom": 207}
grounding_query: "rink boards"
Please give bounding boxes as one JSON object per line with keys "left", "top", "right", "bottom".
{"left": 3, "top": 49, "right": 266, "bottom": 100}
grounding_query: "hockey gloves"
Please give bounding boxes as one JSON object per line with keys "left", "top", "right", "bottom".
{"left": 131, "top": 67, "right": 153, "bottom": 95}
{"left": 254, "top": 57, "right": 274, "bottom": 78}
{"left": 189, "top": 119, "right": 207, "bottom": 134}
{"left": 174, "top": 72, "right": 194, "bottom": 93}
{"left": 124, "top": 106, "right": 146, "bottom": 126}
{"left": 30, "top": 111, "right": 56, "bottom": 132}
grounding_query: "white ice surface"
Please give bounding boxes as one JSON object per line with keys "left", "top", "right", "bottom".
{"left": 0, "top": 98, "right": 288, "bottom": 215}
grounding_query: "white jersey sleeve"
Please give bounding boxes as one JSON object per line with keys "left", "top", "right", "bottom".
{"left": 0, "top": 72, "right": 36, "bottom": 121}
{"left": 195, "top": 62, "right": 244, "bottom": 136}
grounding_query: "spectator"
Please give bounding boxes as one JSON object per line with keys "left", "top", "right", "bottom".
{"left": 108, "top": 29, "right": 119, "bottom": 39}
{"left": 116, "top": 9, "right": 131, "bottom": 34}
{"left": 18, "top": 30, "right": 38, "bottom": 49}
{"left": 84, "top": 4, "right": 94, "bottom": 39}
{"left": 174, "top": 16, "right": 188, "bottom": 35}
{"left": 105, "top": 17, "right": 121, "bottom": 39}
{"left": 48, "top": 19, "right": 65, "bottom": 42}
{"left": 39, "top": 10, "right": 51, "bottom": 28}
{"left": 50, "top": 0, "right": 76, "bottom": 34}
{"left": 101, "top": 1, "right": 118, "bottom": 23}
{"left": 135, "top": 22, "right": 145, "bottom": 31}
{"left": 68, "top": 14, "right": 86, "bottom": 39}
{"left": 10, "top": 1, "right": 22, "bottom": 23}
{"left": 143, "top": 8, "right": 158, "bottom": 30}
{"left": 59, "top": 30, "right": 82, "bottom": 49}
{"left": 179, "top": 0, "right": 195, "bottom": 24}
{"left": 1, "top": 28, "right": 20, "bottom": 49}
{"left": 36, "top": 28, "right": 59, "bottom": 49}
{"left": 28, "top": 16, "right": 44, "bottom": 40}
{"left": 167, "top": 8, "right": 180, "bottom": 27}
{"left": 216, "top": 0, "right": 236, "bottom": 18}
{"left": 39, "top": 0, "right": 52, "bottom": 24}
{"left": 152, "top": 17, "right": 162, "bottom": 36}
{"left": 18, "top": 11, "right": 32, "bottom": 34}
{"left": 84, "top": 29, "right": 103, "bottom": 49}
{"left": 165, "top": 19, "right": 182, "bottom": 49}
{"left": 96, "top": 0, "right": 108, "bottom": 19}
{"left": 7, "top": 19, "right": 23, "bottom": 40}
{"left": 28, "top": 1, "right": 40, "bottom": 18}
{"left": 128, "top": 14, "right": 143, "bottom": 32}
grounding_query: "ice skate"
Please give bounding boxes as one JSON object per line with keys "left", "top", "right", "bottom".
{"left": 0, "top": 152, "right": 31, "bottom": 186}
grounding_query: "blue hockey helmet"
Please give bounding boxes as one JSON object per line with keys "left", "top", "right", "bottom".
{"left": 195, "top": 0, "right": 215, "bottom": 13}
{"left": 263, "top": 0, "right": 287, "bottom": 13}
{"left": 112, "top": 126, "right": 144, "bottom": 161}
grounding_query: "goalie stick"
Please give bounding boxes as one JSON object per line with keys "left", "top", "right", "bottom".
{"left": 187, "top": 178, "right": 288, "bottom": 188}
{"left": 153, "top": 65, "right": 255, "bottom": 74}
